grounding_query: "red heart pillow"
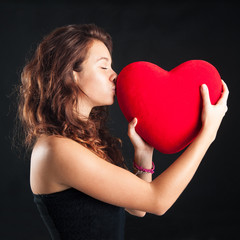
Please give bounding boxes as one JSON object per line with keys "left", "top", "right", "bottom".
{"left": 116, "top": 60, "right": 222, "bottom": 154}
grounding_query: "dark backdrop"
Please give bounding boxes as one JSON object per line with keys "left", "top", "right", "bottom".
{"left": 1, "top": 1, "right": 239, "bottom": 239}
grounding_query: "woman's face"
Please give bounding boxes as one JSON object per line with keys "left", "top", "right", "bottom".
{"left": 74, "top": 40, "right": 117, "bottom": 114}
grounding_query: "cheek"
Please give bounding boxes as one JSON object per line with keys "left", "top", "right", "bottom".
{"left": 79, "top": 71, "right": 98, "bottom": 92}
{"left": 92, "top": 73, "right": 108, "bottom": 90}
{"left": 79, "top": 69, "right": 110, "bottom": 101}
{"left": 86, "top": 74, "right": 107, "bottom": 97}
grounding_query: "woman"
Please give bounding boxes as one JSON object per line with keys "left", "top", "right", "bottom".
{"left": 18, "top": 24, "right": 229, "bottom": 239}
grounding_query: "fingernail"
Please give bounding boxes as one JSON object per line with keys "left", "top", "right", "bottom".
{"left": 134, "top": 118, "right": 137, "bottom": 125}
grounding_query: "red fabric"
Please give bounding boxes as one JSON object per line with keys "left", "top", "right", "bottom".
{"left": 116, "top": 60, "right": 222, "bottom": 154}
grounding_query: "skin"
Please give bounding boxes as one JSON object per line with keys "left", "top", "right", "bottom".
{"left": 72, "top": 40, "right": 117, "bottom": 119}
{"left": 30, "top": 40, "right": 229, "bottom": 218}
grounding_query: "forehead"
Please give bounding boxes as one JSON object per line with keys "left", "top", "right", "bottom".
{"left": 87, "top": 40, "right": 111, "bottom": 62}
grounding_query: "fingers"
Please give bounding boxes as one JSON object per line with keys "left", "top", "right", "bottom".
{"left": 128, "top": 118, "right": 137, "bottom": 136}
{"left": 200, "top": 84, "right": 211, "bottom": 107}
{"left": 129, "top": 117, "right": 137, "bottom": 127}
{"left": 201, "top": 80, "right": 229, "bottom": 108}
{"left": 217, "top": 79, "right": 229, "bottom": 106}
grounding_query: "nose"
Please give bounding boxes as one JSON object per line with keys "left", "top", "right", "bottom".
{"left": 113, "top": 77, "right": 117, "bottom": 85}
{"left": 111, "top": 70, "right": 118, "bottom": 84}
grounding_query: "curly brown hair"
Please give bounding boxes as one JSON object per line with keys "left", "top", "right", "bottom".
{"left": 18, "top": 23, "right": 126, "bottom": 169}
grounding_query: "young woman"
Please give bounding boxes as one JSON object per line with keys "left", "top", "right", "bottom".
{"left": 18, "top": 24, "right": 229, "bottom": 239}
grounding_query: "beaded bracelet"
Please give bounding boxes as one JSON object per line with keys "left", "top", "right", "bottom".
{"left": 133, "top": 161, "right": 155, "bottom": 175}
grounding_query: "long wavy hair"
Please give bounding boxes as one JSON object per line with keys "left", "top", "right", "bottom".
{"left": 18, "top": 23, "right": 126, "bottom": 169}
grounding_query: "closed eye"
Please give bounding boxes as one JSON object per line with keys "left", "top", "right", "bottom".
{"left": 101, "top": 67, "right": 108, "bottom": 70}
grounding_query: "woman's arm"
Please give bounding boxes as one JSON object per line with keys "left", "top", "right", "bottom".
{"left": 151, "top": 126, "right": 214, "bottom": 214}
{"left": 35, "top": 81, "right": 228, "bottom": 216}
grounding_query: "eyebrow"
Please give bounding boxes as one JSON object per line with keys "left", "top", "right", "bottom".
{"left": 96, "top": 57, "right": 110, "bottom": 62}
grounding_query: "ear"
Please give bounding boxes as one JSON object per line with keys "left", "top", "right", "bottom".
{"left": 72, "top": 71, "right": 79, "bottom": 83}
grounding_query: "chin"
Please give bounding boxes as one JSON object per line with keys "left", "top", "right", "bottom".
{"left": 97, "top": 100, "right": 114, "bottom": 107}
{"left": 96, "top": 95, "right": 115, "bottom": 107}
{"left": 107, "top": 95, "right": 116, "bottom": 105}
{"left": 106, "top": 100, "right": 114, "bottom": 106}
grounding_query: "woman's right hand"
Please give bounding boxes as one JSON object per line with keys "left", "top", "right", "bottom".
{"left": 128, "top": 118, "right": 154, "bottom": 154}
{"left": 200, "top": 80, "right": 229, "bottom": 140}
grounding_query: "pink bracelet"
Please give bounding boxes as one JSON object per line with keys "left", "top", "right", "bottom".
{"left": 133, "top": 161, "right": 155, "bottom": 175}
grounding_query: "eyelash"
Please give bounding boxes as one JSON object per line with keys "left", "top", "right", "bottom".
{"left": 101, "top": 67, "right": 108, "bottom": 70}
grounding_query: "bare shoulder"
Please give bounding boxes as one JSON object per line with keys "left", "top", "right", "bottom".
{"left": 33, "top": 134, "right": 77, "bottom": 151}
{"left": 30, "top": 135, "right": 89, "bottom": 194}
{"left": 32, "top": 135, "right": 86, "bottom": 162}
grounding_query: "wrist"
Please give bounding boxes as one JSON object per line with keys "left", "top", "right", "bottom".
{"left": 134, "top": 150, "right": 153, "bottom": 169}
{"left": 200, "top": 125, "right": 217, "bottom": 143}
{"left": 134, "top": 147, "right": 154, "bottom": 157}
{"left": 133, "top": 161, "right": 155, "bottom": 175}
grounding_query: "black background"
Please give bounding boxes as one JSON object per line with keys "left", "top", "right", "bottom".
{"left": 1, "top": 1, "right": 239, "bottom": 239}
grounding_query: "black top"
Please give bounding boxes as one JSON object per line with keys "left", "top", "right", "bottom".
{"left": 33, "top": 188, "right": 125, "bottom": 240}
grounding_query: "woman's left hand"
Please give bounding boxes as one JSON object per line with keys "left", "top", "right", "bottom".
{"left": 200, "top": 80, "right": 229, "bottom": 141}
{"left": 128, "top": 118, "right": 154, "bottom": 154}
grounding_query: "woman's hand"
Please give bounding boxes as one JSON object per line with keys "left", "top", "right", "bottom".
{"left": 128, "top": 118, "right": 154, "bottom": 154}
{"left": 200, "top": 80, "right": 229, "bottom": 140}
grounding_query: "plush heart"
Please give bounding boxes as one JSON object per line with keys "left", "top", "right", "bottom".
{"left": 116, "top": 60, "right": 222, "bottom": 154}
